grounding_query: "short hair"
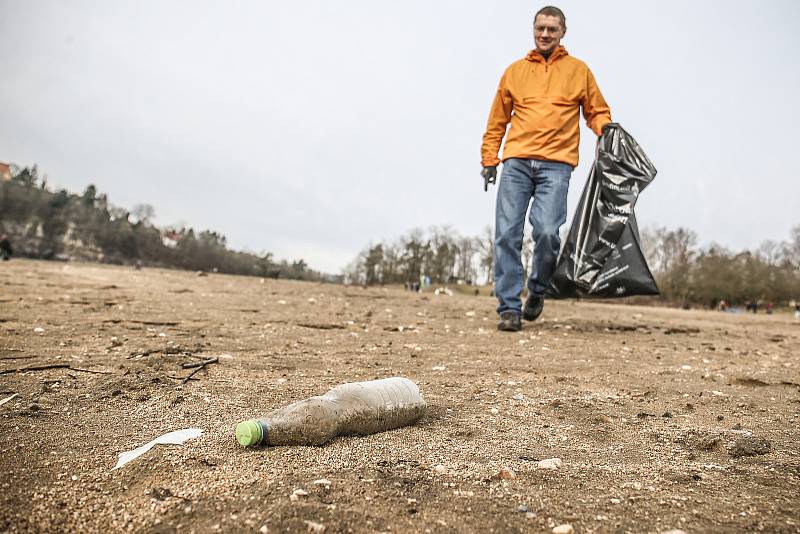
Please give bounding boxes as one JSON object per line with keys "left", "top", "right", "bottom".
{"left": 534, "top": 6, "right": 566, "bottom": 31}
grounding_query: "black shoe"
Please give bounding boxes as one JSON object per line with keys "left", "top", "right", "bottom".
{"left": 522, "top": 294, "right": 544, "bottom": 321}
{"left": 497, "top": 311, "right": 522, "bottom": 332}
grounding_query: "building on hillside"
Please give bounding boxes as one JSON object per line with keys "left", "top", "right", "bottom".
{"left": 161, "top": 229, "right": 181, "bottom": 248}
{"left": 0, "top": 162, "right": 11, "bottom": 181}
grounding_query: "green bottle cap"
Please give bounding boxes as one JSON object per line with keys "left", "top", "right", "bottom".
{"left": 236, "top": 420, "right": 263, "bottom": 447}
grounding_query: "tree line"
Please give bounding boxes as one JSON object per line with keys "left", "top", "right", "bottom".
{"left": 0, "top": 164, "right": 331, "bottom": 281}
{"left": 343, "top": 226, "right": 494, "bottom": 287}
{"left": 346, "top": 223, "right": 800, "bottom": 308}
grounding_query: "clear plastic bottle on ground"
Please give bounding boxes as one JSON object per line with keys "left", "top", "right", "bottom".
{"left": 235, "top": 377, "right": 427, "bottom": 447}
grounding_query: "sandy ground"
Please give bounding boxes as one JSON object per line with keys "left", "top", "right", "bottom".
{"left": 0, "top": 259, "right": 798, "bottom": 534}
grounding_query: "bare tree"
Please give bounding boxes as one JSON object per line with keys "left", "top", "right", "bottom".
{"left": 131, "top": 204, "right": 156, "bottom": 225}
{"left": 477, "top": 225, "right": 494, "bottom": 284}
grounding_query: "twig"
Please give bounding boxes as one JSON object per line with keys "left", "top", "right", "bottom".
{"left": 0, "top": 364, "right": 111, "bottom": 375}
{"left": 0, "top": 363, "right": 71, "bottom": 375}
{"left": 181, "top": 357, "right": 219, "bottom": 384}
{"left": 69, "top": 367, "right": 113, "bottom": 375}
{"left": 0, "top": 355, "right": 36, "bottom": 361}
{"left": 0, "top": 393, "right": 19, "bottom": 406}
{"left": 181, "top": 357, "right": 219, "bottom": 369}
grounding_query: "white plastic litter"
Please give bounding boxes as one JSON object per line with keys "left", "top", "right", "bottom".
{"left": 112, "top": 428, "right": 203, "bottom": 470}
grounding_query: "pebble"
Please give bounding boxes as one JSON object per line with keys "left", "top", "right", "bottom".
{"left": 516, "top": 505, "right": 528, "bottom": 513}
{"left": 552, "top": 524, "right": 574, "bottom": 534}
{"left": 526, "top": 512, "right": 536, "bottom": 519}
{"left": 728, "top": 436, "right": 771, "bottom": 457}
{"left": 34, "top": 327, "right": 45, "bottom": 333}
{"left": 494, "top": 467, "right": 516, "bottom": 480}
{"left": 290, "top": 489, "right": 309, "bottom": 502}
{"left": 660, "top": 530, "right": 687, "bottom": 534}
{"left": 304, "top": 520, "right": 325, "bottom": 533}
{"left": 610, "top": 498, "right": 621, "bottom": 504}
{"left": 260, "top": 526, "right": 269, "bottom": 533}
{"left": 490, "top": 408, "right": 499, "bottom": 415}
{"left": 537, "top": 458, "right": 562, "bottom": 470}
{"left": 433, "top": 464, "right": 447, "bottom": 475}
{"left": 512, "top": 393, "right": 525, "bottom": 401}
{"left": 313, "top": 479, "right": 332, "bottom": 488}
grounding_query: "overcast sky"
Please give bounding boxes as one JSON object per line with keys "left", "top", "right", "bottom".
{"left": 2, "top": 1, "right": 799, "bottom": 273}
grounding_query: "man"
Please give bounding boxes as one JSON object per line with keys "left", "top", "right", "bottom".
{"left": 481, "top": 6, "right": 612, "bottom": 331}
{"left": 0, "top": 234, "right": 12, "bottom": 261}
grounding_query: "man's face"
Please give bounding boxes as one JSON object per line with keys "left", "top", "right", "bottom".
{"left": 533, "top": 14, "right": 565, "bottom": 55}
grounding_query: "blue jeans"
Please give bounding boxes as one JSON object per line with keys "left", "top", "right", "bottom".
{"left": 494, "top": 158, "right": 572, "bottom": 315}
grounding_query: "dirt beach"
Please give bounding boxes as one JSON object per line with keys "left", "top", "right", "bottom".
{"left": 0, "top": 259, "right": 798, "bottom": 533}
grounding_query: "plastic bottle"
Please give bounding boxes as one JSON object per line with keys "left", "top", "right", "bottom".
{"left": 235, "top": 377, "right": 427, "bottom": 447}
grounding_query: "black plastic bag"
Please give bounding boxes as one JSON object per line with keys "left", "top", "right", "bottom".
{"left": 546, "top": 123, "right": 658, "bottom": 299}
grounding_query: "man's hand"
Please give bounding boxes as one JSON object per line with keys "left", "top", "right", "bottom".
{"left": 601, "top": 122, "right": 619, "bottom": 136}
{"left": 481, "top": 166, "right": 497, "bottom": 191}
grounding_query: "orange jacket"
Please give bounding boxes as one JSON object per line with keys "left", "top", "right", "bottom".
{"left": 481, "top": 47, "right": 611, "bottom": 168}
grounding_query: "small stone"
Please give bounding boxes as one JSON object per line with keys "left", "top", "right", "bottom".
{"left": 494, "top": 467, "right": 516, "bottom": 480}
{"left": 433, "top": 464, "right": 447, "bottom": 475}
{"left": 304, "top": 520, "right": 325, "bottom": 533}
{"left": 525, "top": 512, "right": 536, "bottom": 519}
{"left": 512, "top": 393, "right": 525, "bottom": 401}
{"left": 313, "top": 479, "right": 332, "bottom": 488}
{"left": 728, "top": 436, "right": 771, "bottom": 457}
{"left": 110, "top": 337, "right": 123, "bottom": 347}
{"left": 610, "top": 498, "right": 621, "bottom": 504}
{"left": 537, "top": 458, "right": 562, "bottom": 470}
{"left": 290, "top": 489, "right": 308, "bottom": 501}
{"left": 516, "top": 504, "right": 528, "bottom": 513}
{"left": 34, "top": 327, "right": 45, "bottom": 334}
{"left": 259, "top": 526, "right": 269, "bottom": 534}
{"left": 432, "top": 365, "right": 446, "bottom": 371}
{"left": 660, "top": 530, "right": 687, "bottom": 534}
{"left": 552, "top": 524, "right": 574, "bottom": 534}
{"left": 594, "top": 414, "right": 612, "bottom": 424}
{"left": 490, "top": 408, "right": 499, "bottom": 415}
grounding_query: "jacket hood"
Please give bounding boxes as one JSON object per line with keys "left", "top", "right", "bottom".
{"left": 526, "top": 46, "right": 568, "bottom": 63}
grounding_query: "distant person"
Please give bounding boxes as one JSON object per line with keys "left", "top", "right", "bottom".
{"left": 718, "top": 299, "right": 728, "bottom": 312}
{"left": 0, "top": 234, "right": 12, "bottom": 261}
{"left": 766, "top": 302, "right": 774, "bottom": 315}
{"left": 795, "top": 303, "right": 800, "bottom": 321}
{"left": 480, "top": 5, "right": 612, "bottom": 331}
